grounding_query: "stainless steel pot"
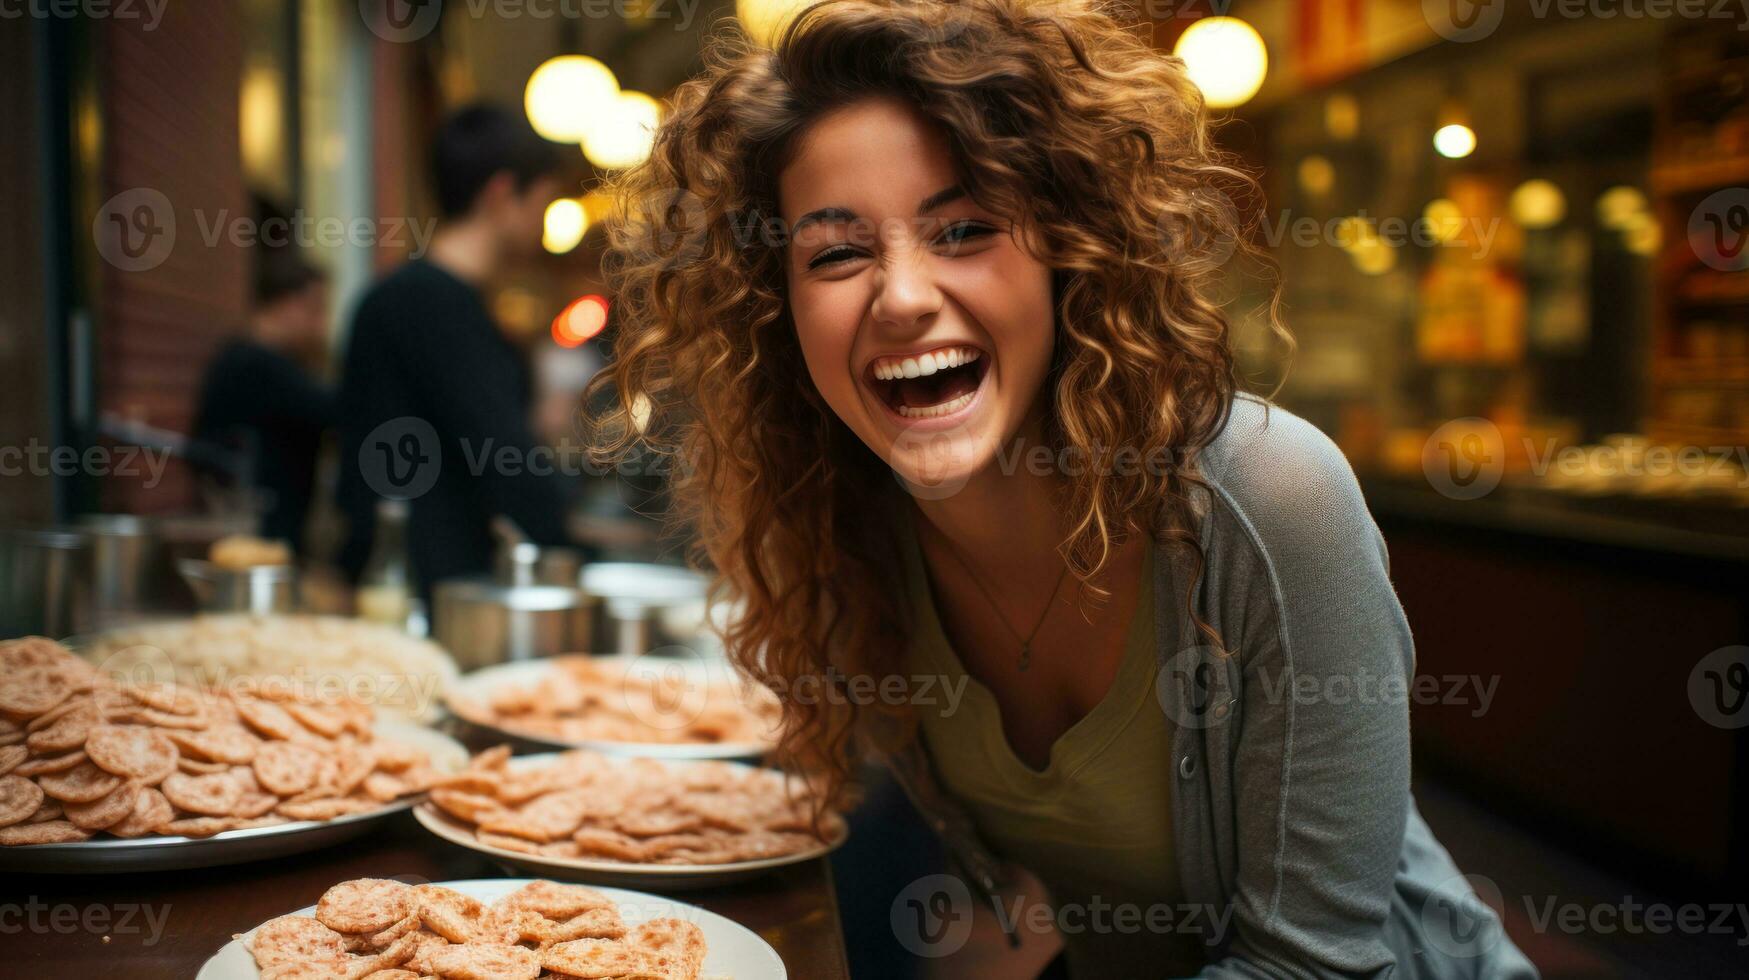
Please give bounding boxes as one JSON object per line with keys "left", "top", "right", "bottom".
{"left": 0, "top": 526, "right": 88, "bottom": 637}
{"left": 579, "top": 562, "right": 714, "bottom": 658}
{"left": 175, "top": 558, "right": 297, "bottom": 615}
{"left": 76, "top": 514, "right": 162, "bottom": 626}
{"left": 432, "top": 578, "right": 599, "bottom": 670}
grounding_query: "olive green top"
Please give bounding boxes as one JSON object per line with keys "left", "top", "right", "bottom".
{"left": 900, "top": 512, "right": 1205, "bottom": 978}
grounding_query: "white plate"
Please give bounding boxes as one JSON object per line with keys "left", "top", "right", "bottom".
{"left": 196, "top": 878, "right": 787, "bottom": 979}
{"left": 412, "top": 752, "right": 846, "bottom": 890}
{"left": 445, "top": 656, "right": 776, "bottom": 761}
{"left": 0, "top": 721, "right": 468, "bottom": 874}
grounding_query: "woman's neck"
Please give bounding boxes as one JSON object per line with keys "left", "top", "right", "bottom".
{"left": 909, "top": 415, "right": 1068, "bottom": 578}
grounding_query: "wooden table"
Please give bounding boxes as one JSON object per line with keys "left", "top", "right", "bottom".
{"left": 0, "top": 815, "right": 851, "bottom": 978}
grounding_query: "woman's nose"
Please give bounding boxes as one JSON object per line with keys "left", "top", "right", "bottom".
{"left": 870, "top": 249, "right": 944, "bottom": 332}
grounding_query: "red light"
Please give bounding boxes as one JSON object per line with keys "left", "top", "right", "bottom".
{"left": 552, "top": 294, "right": 609, "bottom": 348}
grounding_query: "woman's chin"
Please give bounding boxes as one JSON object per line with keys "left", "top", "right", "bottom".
{"left": 883, "top": 431, "right": 1001, "bottom": 502}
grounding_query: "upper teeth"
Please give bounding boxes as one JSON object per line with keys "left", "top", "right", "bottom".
{"left": 871, "top": 346, "right": 981, "bottom": 381}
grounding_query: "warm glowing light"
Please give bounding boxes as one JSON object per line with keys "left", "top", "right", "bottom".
{"left": 1334, "top": 216, "right": 1370, "bottom": 251}
{"left": 736, "top": 0, "right": 821, "bottom": 48}
{"left": 1623, "top": 213, "right": 1661, "bottom": 256}
{"left": 1174, "top": 17, "right": 1268, "bottom": 109}
{"left": 584, "top": 91, "right": 661, "bottom": 171}
{"left": 1423, "top": 199, "right": 1464, "bottom": 244}
{"left": 240, "top": 64, "right": 285, "bottom": 189}
{"left": 1350, "top": 235, "right": 1397, "bottom": 275}
{"left": 1597, "top": 186, "right": 1649, "bottom": 230}
{"left": 1510, "top": 179, "right": 1566, "bottom": 229}
{"left": 553, "top": 295, "right": 610, "bottom": 348}
{"left": 1434, "top": 124, "right": 1476, "bottom": 159}
{"left": 1325, "top": 93, "right": 1360, "bottom": 140}
{"left": 543, "top": 198, "right": 588, "bottom": 254}
{"left": 1298, "top": 156, "right": 1336, "bottom": 197}
{"left": 630, "top": 393, "right": 653, "bottom": 434}
{"left": 525, "top": 55, "right": 619, "bottom": 143}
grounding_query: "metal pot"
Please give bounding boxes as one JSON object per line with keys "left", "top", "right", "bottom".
{"left": 579, "top": 562, "right": 715, "bottom": 658}
{"left": 432, "top": 578, "right": 599, "bottom": 670}
{"left": 175, "top": 558, "right": 297, "bottom": 615}
{"left": 0, "top": 526, "right": 89, "bottom": 638}
{"left": 76, "top": 514, "right": 163, "bottom": 626}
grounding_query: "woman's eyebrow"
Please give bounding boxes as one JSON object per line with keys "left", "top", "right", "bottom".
{"left": 789, "top": 184, "right": 967, "bottom": 238}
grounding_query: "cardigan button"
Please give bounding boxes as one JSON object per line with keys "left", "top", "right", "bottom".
{"left": 1178, "top": 755, "right": 1196, "bottom": 778}
{"left": 1213, "top": 701, "right": 1230, "bottom": 720}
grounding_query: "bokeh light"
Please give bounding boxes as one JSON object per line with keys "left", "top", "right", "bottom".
{"left": 1434, "top": 124, "right": 1477, "bottom": 159}
{"left": 525, "top": 55, "right": 619, "bottom": 143}
{"left": 583, "top": 91, "right": 662, "bottom": 171}
{"left": 1174, "top": 17, "right": 1268, "bottom": 109}
{"left": 552, "top": 295, "right": 610, "bottom": 348}
{"left": 543, "top": 198, "right": 588, "bottom": 254}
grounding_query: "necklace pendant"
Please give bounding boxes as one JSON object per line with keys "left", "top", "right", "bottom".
{"left": 1018, "top": 643, "right": 1031, "bottom": 672}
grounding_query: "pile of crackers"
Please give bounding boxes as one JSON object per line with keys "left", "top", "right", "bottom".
{"left": 0, "top": 636, "right": 438, "bottom": 845}
{"left": 454, "top": 656, "right": 781, "bottom": 747}
{"left": 244, "top": 877, "right": 706, "bottom": 980}
{"left": 429, "top": 747, "right": 843, "bottom": 866}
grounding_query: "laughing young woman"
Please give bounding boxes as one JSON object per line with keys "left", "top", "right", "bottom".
{"left": 592, "top": 0, "right": 1538, "bottom": 976}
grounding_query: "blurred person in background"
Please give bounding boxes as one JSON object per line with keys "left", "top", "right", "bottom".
{"left": 337, "top": 104, "right": 572, "bottom": 604}
{"left": 192, "top": 223, "right": 336, "bottom": 556}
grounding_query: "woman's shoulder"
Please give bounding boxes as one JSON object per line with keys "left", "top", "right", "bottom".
{"left": 1195, "top": 392, "right": 1377, "bottom": 558}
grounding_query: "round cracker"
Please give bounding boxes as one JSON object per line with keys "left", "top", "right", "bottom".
{"left": 167, "top": 725, "right": 259, "bottom": 765}
{"left": 85, "top": 724, "right": 179, "bottom": 783}
{"left": 66, "top": 780, "right": 139, "bottom": 830}
{"left": 107, "top": 786, "right": 174, "bottom": 838}
{"left": 37, "top": 759, "right": 124, "bottom": 803}
{"left": 0, "top": 744, "right": 26, "bottom": 776}
{"left": 235, "top": 696, "right": 308, "bottom": 740}
{"left": 160, "top": 770, "right": 245, "bottom": 816}
{"left": 24, "top": 699, "right": 100, "bottom": 754}
{"left": 0, "top": 636, "right": 70, "bottom": 673}
{"left": 0, "top": 667, "right": 74, "bottom": 717}
{"left": 425, "top": 942, "right": 541, "bottom": 980}
{"left": 315, "top": 878, "right": 413, "bottom": 934}
{"left": 15, "top": 749, "right": 87, "bottom": 777}
{"left": 253, "top": 741, "right": 323, "bottom": 795}
{"left": 500, "top": 880, "right": 613, "bottom": 919}
{"left": 246, "top": 913, "right": 347, "bottom": 969}
{"left": 0, "top": 818, "right": 92, "bottom": 845}
{"left": 0, "top": 773, "right": 46, "bottom": 827}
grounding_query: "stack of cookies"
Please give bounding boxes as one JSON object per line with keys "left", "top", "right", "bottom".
{"left": 0, "top": 636, "right": 438, "bottom": 844}
{"left": 243, "top": 878, "right": 707, "bottom": 980}
{"left": 428, "top": 745, "right": 843, "bottom": 866}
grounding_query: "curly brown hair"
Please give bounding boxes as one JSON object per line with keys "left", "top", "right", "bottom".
{"left": 589, "top": 0, "right": 1287, "bottom": 809}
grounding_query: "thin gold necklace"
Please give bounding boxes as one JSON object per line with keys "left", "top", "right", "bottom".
{"left": 923, "top": 520, "right": 1071, "bottom": 672}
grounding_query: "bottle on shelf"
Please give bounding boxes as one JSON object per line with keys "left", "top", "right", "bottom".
{"left": 356, "top": 498, "right": 423, "bottom": 635}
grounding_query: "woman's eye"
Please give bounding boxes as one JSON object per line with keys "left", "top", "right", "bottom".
{"left": 807, "top": 246, "right": 858, "bottom": 270}
{"left": 938, "top": 221, "right": 995, "bottom": 252}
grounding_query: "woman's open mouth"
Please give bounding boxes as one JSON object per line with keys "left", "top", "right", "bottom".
{"left": 864, "top": 345, "right": 990, "bottom": 423}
